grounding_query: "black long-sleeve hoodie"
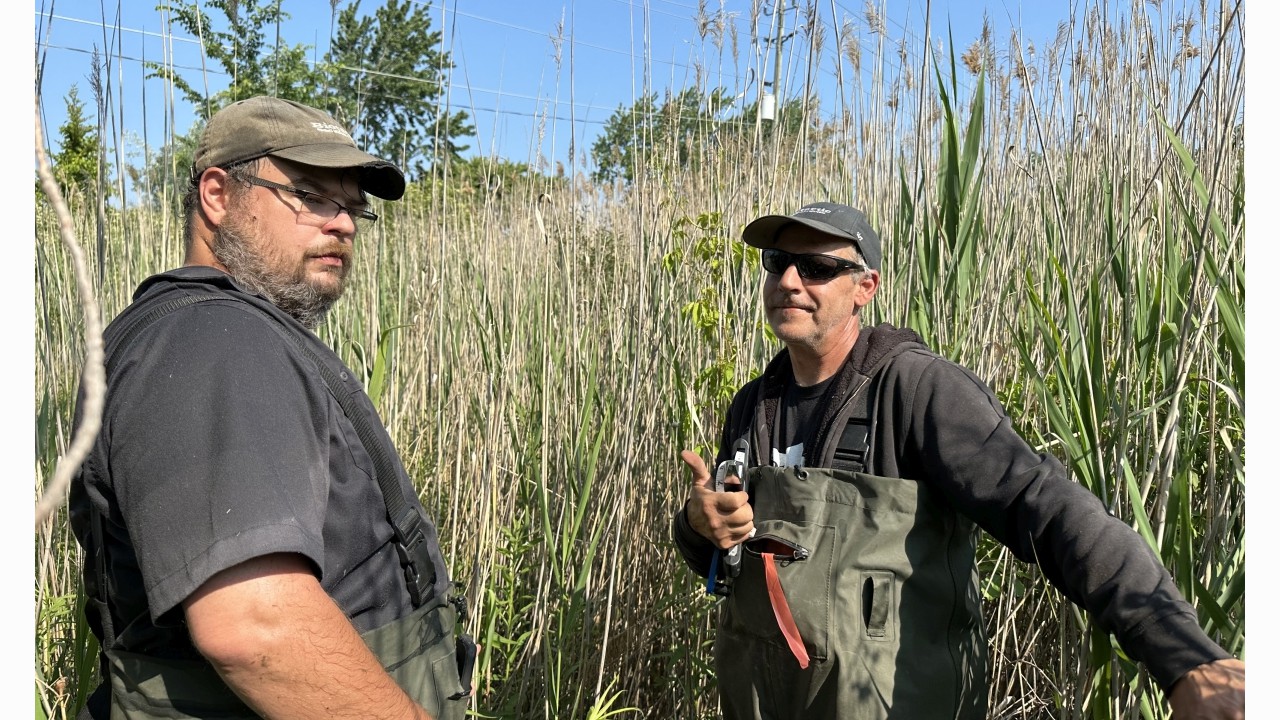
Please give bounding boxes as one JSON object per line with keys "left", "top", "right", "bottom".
{"left": 673, "top": 323, "right": 1229, "bottom": 692}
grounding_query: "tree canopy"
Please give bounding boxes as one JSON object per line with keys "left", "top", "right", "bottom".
{"left": 139, "top": 0, "right": 473, "bottom": 204}
{"left": 589, "top": 86, "right": 812, "bottom": 185}
{"left": 322, "top": 0, "right": 473, "bottom": 178}
{"left": 156, "top": 0, "right": 320, "bottom": 116}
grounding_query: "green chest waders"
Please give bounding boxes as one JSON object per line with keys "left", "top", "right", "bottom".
{"left": 713, "top": 465, "right": 987, "bottom": 720}
{"left": 101, "top": 596, "right": 470, "bottom": 720}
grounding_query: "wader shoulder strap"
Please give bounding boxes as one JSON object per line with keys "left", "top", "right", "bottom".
{"left": 94, "top": 294, "right": 438, "bottom": 608}
{"left": 247, "top": 311, "right": 439, "bottom": 607}
{"left": 88, "top": 498, "right": 115, "bottom": 651}
{"left": 831, "top": 375, "right": 873, "bottom": 473}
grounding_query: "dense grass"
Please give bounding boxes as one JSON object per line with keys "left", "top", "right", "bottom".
{"left": 36, "top": 1, "right": 1243, "bottom": 718}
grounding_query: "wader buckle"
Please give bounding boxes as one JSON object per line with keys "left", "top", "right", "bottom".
{"left": 395, "top": 526, "right": 432, "bottom": 607}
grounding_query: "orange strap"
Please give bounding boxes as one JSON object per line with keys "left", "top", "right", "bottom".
{"left": 762, "top": 552, "right": 810, "bottom": 669}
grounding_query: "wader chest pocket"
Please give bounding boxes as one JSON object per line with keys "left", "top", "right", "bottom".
{"left": 721, "top": 519, "right": 834, "bottom": 660}
{"left": 745, "top": 535, "right": 810, "bottom": 562}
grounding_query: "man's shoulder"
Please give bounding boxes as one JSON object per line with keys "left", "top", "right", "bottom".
{"left": 109, "top": 268, "right": 239, "bottom": 333}
{"left": 871, "top": 343, "right": 980, "bottom": 384}
{"left": 857, "top": 323, "right": 936, "bottom": 373}
{"left": 876, "top": 343, "right": 944, "bottom": 369}
{"left": 110, "top": 268, "right": 293, "bottom": 342}
{"left": 128, "top": 265, "right": 241, "bottom": 300}
{"left": 867, "top": 340, "right": 1001, "bottom": 414}
{"left": 106, "top": 274, "right": 303, "bottom": 372}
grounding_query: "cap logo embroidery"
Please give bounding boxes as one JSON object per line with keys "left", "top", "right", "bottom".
{"left": 798, "top": 207, "right": 832, "bottom": 215}
{"left": 310, "top": 122, "right": 352, "bottom": 138}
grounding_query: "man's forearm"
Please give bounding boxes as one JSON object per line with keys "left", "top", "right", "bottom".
{"left": 184, "top": 553, "right": 432, "bottom": 720}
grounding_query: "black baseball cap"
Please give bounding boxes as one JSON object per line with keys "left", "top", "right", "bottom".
{"left": 192, "top": 96, "right": 406, "bottom": 200}
{"left": 742, "top": 202, "right": 882, "bottom": 270}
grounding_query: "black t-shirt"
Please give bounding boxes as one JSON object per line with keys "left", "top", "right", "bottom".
{"left": 774, "top": 374, "right": 835, "bottom": 467}
{"left": 69, "top": 267, "right": 429, "bottom": 657}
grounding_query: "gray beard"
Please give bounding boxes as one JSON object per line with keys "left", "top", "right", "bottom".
{"left": 210, "top": 221, "right": 345, "bottom": 330}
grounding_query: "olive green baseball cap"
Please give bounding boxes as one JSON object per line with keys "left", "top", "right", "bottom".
{"left": 192, "top": 96, "right": 406, "bottom": 200}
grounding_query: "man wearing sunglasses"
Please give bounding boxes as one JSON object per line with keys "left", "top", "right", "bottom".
{"left": 671, "top": 202, "right": 1243, "bottom": 719}
{"left": 68, "top": 97, "right": 471, "bottom": 720}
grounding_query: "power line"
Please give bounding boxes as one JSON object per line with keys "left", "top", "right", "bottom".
{"left": 442, "top": 5, "right": 754, "bottom": 86}
{"left": 604, "top": 0, "right": 695, "bottom": 22}
{"left": 41, "top": 1, "right": 914, "bottom": 94}
{"left": 36, "top": 40, "right": 648, "bottom": 120}
{"left": 36, "top": 11, "right": 919, "bottom": 116}
{"left": 37, "top": 3, "right": 961, "bottom": 154}
{"left": 42, "top": 12, "right": 204, "bottom": 45}
{"left": 40, "top": 8, "right": 757, "bottom": 88}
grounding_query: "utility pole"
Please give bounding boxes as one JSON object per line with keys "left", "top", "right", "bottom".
{"left": 756, "top": 0, "right": 794, "bottom": 207}
{"left": 761, "top": 0, "right": 791, "bottom": 121}
{"left": 772, "top": 0, "right": 785, "bottom": 110}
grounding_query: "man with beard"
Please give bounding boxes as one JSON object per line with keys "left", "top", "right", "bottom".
{"left": 671, "top": 202, "right": 1244, "bottom": 719}
{"left": 68, "top": 96, "right": 472, "bottom": 720}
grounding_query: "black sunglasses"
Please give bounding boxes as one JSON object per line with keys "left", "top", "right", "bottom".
{"left": 761, "top": 248, "right": 864, "bottom": 281}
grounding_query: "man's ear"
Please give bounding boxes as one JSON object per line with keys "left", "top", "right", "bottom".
{"left": 198, "top": 167, "right": 234, "bottom": 227}
{"left": 853, "top": 269, "right": 880, "bottom": 311}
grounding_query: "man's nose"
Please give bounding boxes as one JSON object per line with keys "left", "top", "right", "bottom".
{"left": 323, "top": 209, "right": 358, "bottom": 240}
{"left": 777, "top": 262, "right": 804, "bottom": 289}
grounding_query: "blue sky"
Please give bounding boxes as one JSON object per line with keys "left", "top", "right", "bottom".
{"left": 34, "top": 0, "right": 1074, "bottom": 181}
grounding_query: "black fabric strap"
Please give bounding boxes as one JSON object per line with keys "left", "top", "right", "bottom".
{"left": 87, "top": 502, "right": 115, "bottom": 652}
{"left": 258, "top": 316, "right": 437, "bottom": 606}
{"left": 831, "top": 375, "right": 873, "bottom": 473}
{"left": 105, "top": 295, "right": 216, "bottom": 362}
{"left": 91, "top": 294, "right": 437, "bottom": 609}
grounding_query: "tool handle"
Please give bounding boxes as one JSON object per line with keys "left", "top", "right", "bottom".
{"left": 706, "top": 551, "right": 721, "bottom": 595}
{"left": 706, "top": 437, "right": 751, "bottom": 595}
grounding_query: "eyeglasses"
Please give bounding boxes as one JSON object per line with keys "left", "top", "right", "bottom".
{"left": 242, "top": 175, "right": 378, "bottom": 224}
{"left": 761, "top": 248, "right": 864, "bottom": 281}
